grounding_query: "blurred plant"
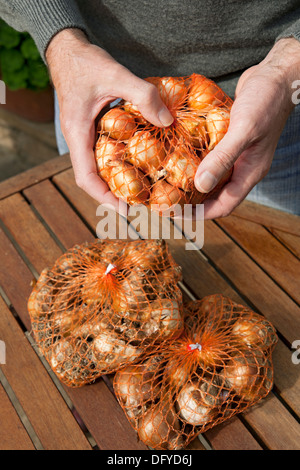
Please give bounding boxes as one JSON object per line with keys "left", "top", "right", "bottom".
{"left": 0, "top": 19, "right": 50, "bottom": 91}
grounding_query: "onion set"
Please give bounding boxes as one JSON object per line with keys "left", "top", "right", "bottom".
{"left": 94, "top": 73, "right": 233, "bottom": 211}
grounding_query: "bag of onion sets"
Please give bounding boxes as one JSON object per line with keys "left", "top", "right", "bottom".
{"left": 28, "top": 239, "right": 184, "bottom": 387}
{"left": 113, "top": 294, "right": 278, "bottom": 450}
{"left": 95, "top": 74, "right": 233, "bottom": 215}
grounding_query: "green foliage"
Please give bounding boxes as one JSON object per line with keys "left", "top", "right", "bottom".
{"left": 20, "top": 37, "right": 40, "bottom": 60}
{"left": 0, "top": 20, "right": 50, "bottom": 91}
{"left": 0, "top": 20, "right": 21, "bottom": 49}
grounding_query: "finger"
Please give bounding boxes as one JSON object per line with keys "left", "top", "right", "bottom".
{"left": 202, "top": 146, "right": 269, "bottom": 220}
{"left": 115, "top": 67, "right": 174, "bottom": 127}
{"left": 194, "top": 120, "right": 253, "bottom": 194}
{"left": 64, "top": 117, "right": 128, "bottom": 216}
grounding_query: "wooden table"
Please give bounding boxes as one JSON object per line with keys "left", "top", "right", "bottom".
{"left": 0, "top": 154, "right": 300, "bottom": 451}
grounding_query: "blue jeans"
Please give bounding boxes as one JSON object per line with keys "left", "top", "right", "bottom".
{"left": 54, "top": 94, "right": 300, "bottom": 215}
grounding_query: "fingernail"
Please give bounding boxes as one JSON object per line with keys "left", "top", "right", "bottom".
{"left": 196, "top": 171, "right": 217, "bottom": 193}
{"left": 158, "top": 107, "right": 174, "bottom": 127}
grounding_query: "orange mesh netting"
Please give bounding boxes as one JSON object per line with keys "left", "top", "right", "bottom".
{"left": 28, "top": 239, "right": 184, "bottom": 387}
{"left": 113, "top": 294, "right": 278, "bottom": 450}
{"left": 95, "top": 74, "right": 233, "bottom": 214}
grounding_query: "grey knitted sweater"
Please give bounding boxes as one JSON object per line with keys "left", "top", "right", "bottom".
{"left": 1, "top": 0, "right": 300, "bottom": 97}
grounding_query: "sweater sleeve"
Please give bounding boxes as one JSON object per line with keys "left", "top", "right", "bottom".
{"left": 275, "top": 18, "right": 300, "bottom": 43}
{"left": 0, "top": 0, "right": 89, "bottom": 59}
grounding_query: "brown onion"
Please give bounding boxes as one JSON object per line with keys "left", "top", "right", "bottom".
{"left": 176, "top": 379, "right": 219, "bottom": 426}
{"left": 126, "top": 130, "right": 166, "bottom": 180}
{"left": 140, "top": 298, "right": 184, "bottom": 340}
{"left": 112, "top": 266, "right": 151, "bottom": 314}
{"left": 188, "top": 75, "right": 226, "bottom": 111}
{"left": 221, "top": 349, "right": 266, "bottom": 396}
{"left": 123, "top": 239, "right": 170, "bottom": 271}
{"left": 138, "top": 397, "right": 184, "bottom": 450}
{"left": 231, "top": 314, "right": 278, "bottom": 350}
{"left": 180, "top": 115, "right": 208, "bottom": 148}
{"left": 163, "top": 145, "right": 200, "bottom": 192}
{"left": 99, "top": 108, "right": 136, "bottom": 140}
{"left": 206, "top": 108, "right": 230, "bottom": 150}
{"left": 150, "top": 180, "right": 187, "bottom": 215}
{"left": 107, "top": 161, "right": 151, "bottom": 205}
{"left": 95, "top": 135, "right": 125, "bottom": 180}
{"left": 165, "top": 357, "right": 190, "bottom": 391}
{"left": 92, "top": 330, "right": 142, "bottom": 371}
{"left": 241, "top": 358, "right": 274, "bottom": 402}
{"left": 114, "top": 363, "right": 160, "bottom": 419}
{"left": 159, "top": 77, "right": 187, "bottom": 110}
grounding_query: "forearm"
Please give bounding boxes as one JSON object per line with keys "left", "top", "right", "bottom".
{"left": 0, "top": 0, "right": 88, "bottom": 59}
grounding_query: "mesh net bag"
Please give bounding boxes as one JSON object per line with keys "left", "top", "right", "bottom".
{"left": 95, "top": 74, "right": 233, "bottom": 215}
{"left": 113, "top": 294, "right": 278, "bottom": 449}
{"left": 28, "top": 239, "right": 184, "bottom": 387}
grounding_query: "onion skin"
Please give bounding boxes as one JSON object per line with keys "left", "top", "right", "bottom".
{"left": 114, "top": 363, "right": 160, "bottom": 419}
{"left": 165, "top": 358, "right": 190, "bottom": 391}
{"left": 188, "top": 75, "right": 226, "bottom": 111}
{"left": 180, "top": 115, "right": 208, "bottom": 148}
{"left": 221, "top": 349, "right": 266, "bottom": 397}
{"left": 125, "top": 130, "right": 166, "bottom": 180}
{"left": 163, "top": 145, "right": 200, "bottom": 192}
{"left": 28, "top": 268, "right": 54, "bottom": 320}
{"left": 92, "top": 330, "right": 142, "bottom": 371}
{"left": 107, "top": 161, "right": 151, "bottom": 205}
{"left": 159, "top": 77, "right": 187, "bottom": 110}
{"left": 206, "top": 108, "right": 231, "bottom": 150}
{"left": 176, "top": 379, "right": 219, "bottom": 426}
{"left": 112, "top": 267, "right": 151, "bottom": 314}
{"left": 150, "top": 180, "right": 187, "bottom": 215}
{"left": 139, "top": 298, "right": 184, "bottom": 340}
{"left": 122, "top": 101, "right": 147, "bottom": 124}
{"left": 95, "top": 135, "right": 125, "bottom": 180}
{"left": 231, "top": 314, "right": 278, "bottom": 350}
{"left": 123, "top": 239, "right": 170, "bottom": 271}
{"left": 138, "top": 398, "right": 184, "bottom": 450}
{"left": 99, "top": 108, "right": 136, "bottom": 140}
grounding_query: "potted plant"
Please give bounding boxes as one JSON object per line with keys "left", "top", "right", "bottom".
{"left": 0, "top": 19, "right": 54, "bottom": 122}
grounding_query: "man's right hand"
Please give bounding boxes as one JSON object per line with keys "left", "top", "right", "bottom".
{"left": 46, "top": 28, "right": 173, "bottom": 215}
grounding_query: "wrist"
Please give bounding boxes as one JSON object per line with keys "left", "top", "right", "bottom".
{"left": 46, "top": 28, "right": 89, "bottom": 66}
{"left": 264, "top": 37, "right": 300, "bottom": 84}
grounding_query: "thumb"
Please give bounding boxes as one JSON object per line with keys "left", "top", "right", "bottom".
{"left": 117, "top": 68, "right": 174, "bottom": 127}
{"left": 195, "top": 124, "right": 251, "bottom": 193}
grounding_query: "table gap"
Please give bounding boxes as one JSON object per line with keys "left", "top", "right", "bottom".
{"left": 264, "top": 226, "right": 300, "bottom": 261}
{"left": 237, "top": 414, "right": 269, "bottom": 450}
{"left": 51, "top": 177, "right": 98, "bottom": 237}
{"left": 271, "top": 385, "right": 300, "bottom": 425}
{"left": 0, "top": 219, "right": 39, "bottom": 281}
{"left": 214, "top": 219, "right": 300, "bottom": 309}
{"left": 0, "top": 368, "right": 43, "bottom": 450}
{"left": 22, "top": 191, "right": 68, "bottom": 254}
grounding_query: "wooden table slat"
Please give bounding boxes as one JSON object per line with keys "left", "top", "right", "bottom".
{"left": 0, "top": 296, "right": 91, "bottom": 450}
{"left": 0, "top": 154, "right": 71, "bottom": 201}
{"left": 24, "top": 179, "right": 94, "bottom": 250}
{"left": 0, "top": 193, "right": 62, "bottom": 274}
{"left": 0, "top": 384, "right": 35, "bottom": 450}
{"left": 231, "top": 200, "right": 300, "bottom": 236}
{"left": 270, "top": 228, "right": 300, "bottom": 259}
{"left": 217, "top": 215, "right": 300, "bottom": 305}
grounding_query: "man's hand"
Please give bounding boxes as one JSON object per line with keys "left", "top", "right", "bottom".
{"left": 194, "top": 38, "right": 300, "bottom": 219}
{"left": 46, "top": 29, "right": 173, "bottom": 215}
